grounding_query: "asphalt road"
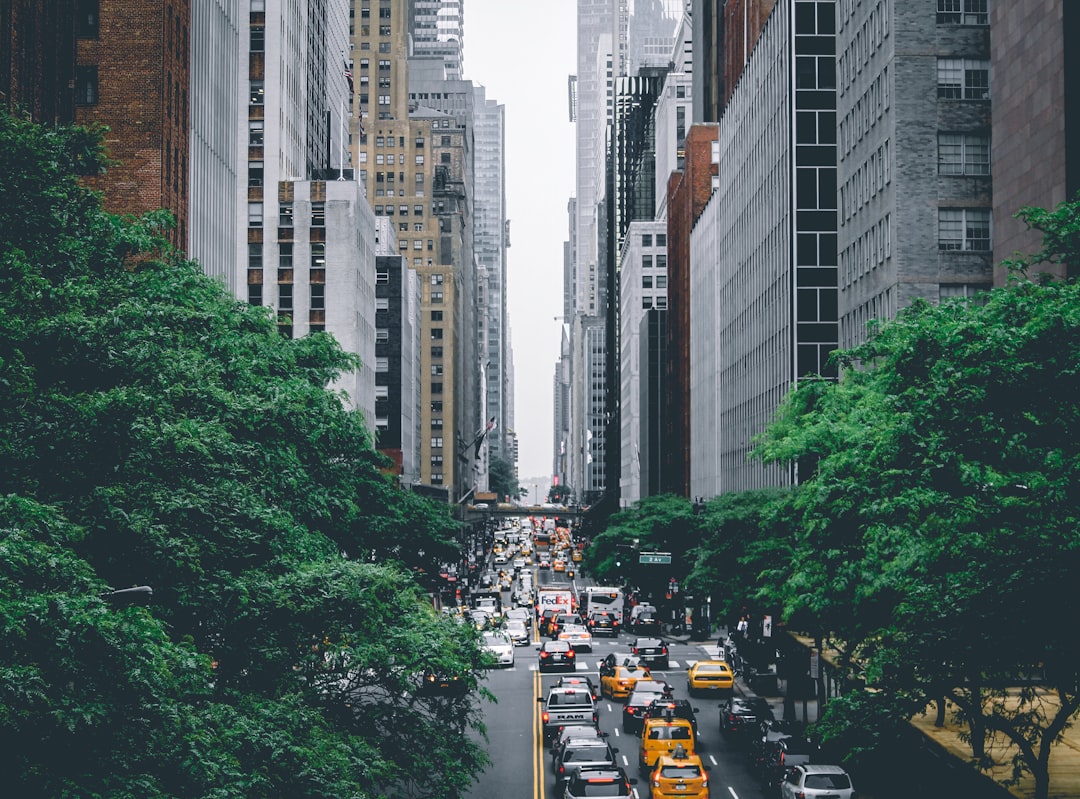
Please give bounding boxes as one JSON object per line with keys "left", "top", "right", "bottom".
{"left": 466, "top": 568, "right": 770, "bottom": 799}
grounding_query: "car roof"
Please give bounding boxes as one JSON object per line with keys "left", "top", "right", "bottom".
{"left": 796, "top": 764, "right": 848, "bottom": 774}
{"left": 544, "top": 640, "right": 572, "bottom": 650}
{"left": 633, "top": 636, "right": 664, "bottom": 644}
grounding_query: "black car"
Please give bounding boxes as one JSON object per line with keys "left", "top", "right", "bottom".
{"left": 631, "top": 637, "right": 670, "bottom": 669}
{"left": 563, "top": 766, "right": 636, "bottom": 799}
{"left": 539, "top": 639, "right": 578, "bottom": 672}
{"left": 554, "top": 739, "right": 619, "bottom": 790}
{"left": 642, "top": 698, "right": 699, "bottom": 737}
{"left": 749, "top": 719, "right": 807, "bottom": 774}
{"left": 586, "top": 611, "right": 620, "bottom": 637}
{"left": 418, "top": 669, "right": 468, "bottom": 696}
{"left": 761, "top": 734, "right": 818, "bottom": 794}
{"left": 719, "top": 696, "right": 775, "bottom": 741}
{"left": 629, "top": 611, "right": 661, "bottom": 635}
{"left": 621, "top": 682, "right": 675, "bottom": 734}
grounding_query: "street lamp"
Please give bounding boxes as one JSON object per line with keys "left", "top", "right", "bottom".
{"left": 100, "top": 585, "right": 154, "bottom": 607}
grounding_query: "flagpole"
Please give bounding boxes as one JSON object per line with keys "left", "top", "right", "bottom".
{"left": 337, "top": 99, "right": 346, "bottom": 180}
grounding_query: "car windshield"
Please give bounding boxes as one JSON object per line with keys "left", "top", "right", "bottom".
{"left": 804, "top": 774, "right": 851, "bottom": 789}
{"left": 549, "top": 692, "right": 592, "bottom": 706}
{"left": 647, "top": 726, "right": 692, "bottom": 740}
{"left": 695, "top": 663, "right": 728, "bottom": 674}
{"left": 575, "top": 778, "right": 629, "bottom": 796}
{"left": 659, "top": 765, "right": 701, "bottom": 779}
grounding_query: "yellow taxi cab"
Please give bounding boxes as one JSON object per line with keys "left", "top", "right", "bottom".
{"left": 686, "top": 659, "right": 734, "bottom": 697}
{"left": 601, "top": 663, "right": 652, "bottom": 701}
{"left": 553, "top": 559, "right": 566, "bottom": 572}
{"left": 572, "top": 549, "right": 583, "bottom": 563}
{"left": 649, "top": 744, "right": 709, "bottom": 798}
{"left": 639, "top": 715, "right": 696, "bottom": 775}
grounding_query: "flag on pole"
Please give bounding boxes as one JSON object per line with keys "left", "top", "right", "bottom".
{"left": 473, "top": 416, "right": 497, "bottom": 460}
{"left": 342, "top": 56, "right": 354, "bottom": 94}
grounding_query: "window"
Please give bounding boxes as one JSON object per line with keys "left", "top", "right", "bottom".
{"left": 431, "top": 418, "right": 443, "bottom": 429}
{"left": 310, "top": 243, "right": 325, "bottom": 267}
{"left": 642, "top": 275, "right": 653, "bottom": 289}
{"left": 415, "top": 155, "right": 425, "bottom": 165}
{"left": 937, "top": 59, "right": 990, "bottom": 100}
{"left": 249, "top": 120, "right": 264, "bottom": 146}
{"left": 279, "top": 243, "right": 293, "bottom": 267}
{"left": 430, "top": 311, "right": 443, "bottom": 321}
{"left": 937, "top": 0, "right": 988, "bottom": 25}
{"left": 642, "top": 234, "right": 653, "bottom": 247}
{"left": 656, "top": 233, "right": 666, "bottom": 247}
{"left": 248, "top": 203, "right": 263, "bottom": 225}
{"left": 431, "top": 437, "right": 443, "bottom": 449}
{"left": 376, "top": 357, "right": 389, "bottom": 372}
{"left": 249, "top": 23, "right": 264, "bottom": 52}
{"left": 311, "top": 202, "right": 325, "bottom": 227}
{"left": 431, "top": 382, "right": 443, "bottom": 394}
{"left": 75, "top": 66, "right": 98, "bottom": 104}
{"left": 430, "top": 274, "right": 444, "bottom": 285}
{"left": 642, "top": 254, "right": 653, "bottom": 269}
{"left": 375, "top": 297, "right": 389, "bottom": 311}
{"left": 431, "top": 401, "right": 443, "bottom": 413}
{"left": 76, "top": 0, "right": 100, "bottom": 37}
{"left": 249, "top": 80, "right": 264, "bottom": 105}
{"left": 938, "top": 133, "right": 990, "bottom": 175}
{"left": 376, "top": 329, "right": 390, "bottom": 343}
{"left": 279, "top": 204, "right": 293, "bottom": 227}
{"left": 656, "top": 254, "right": 667, "bottom": 269}
{"left": 431, "top": 328, "right": 443, "bottom": 340}
{"left": 248, "top": 160, "right": 263, "bottom": 188}
{"left": 431, "top": 291, "right": 443, "bottom": 303}
{"left": 938, "top": 208, "right": 991, "bottom": 250}
{"left": 430, "top": 365, "right": 443, "bottom": 376}
{"left": 431, "top": 346, "right": 443, "bottom": 358}
{"left": 656, "top": 275, "right": 667, "bottom": 289}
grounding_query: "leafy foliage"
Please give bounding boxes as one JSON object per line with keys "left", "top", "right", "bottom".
{"left": 487, "top": 455, "right": 519, "bottom": 502}
{"left": 0, "top": 110, "right": 487, "bottom": 797}
{"left": 754, "top": 196, "right": 1080, "bottom": 799}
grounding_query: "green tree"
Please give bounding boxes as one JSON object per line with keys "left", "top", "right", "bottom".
{"left": 488, "top": 455, "right": 519, "bottom": 502}
{"left": 755, "top": 197, "right": 1080, "bottom": 799}
{"left": 0, "top": 110, "right": 488, "bottom": 798}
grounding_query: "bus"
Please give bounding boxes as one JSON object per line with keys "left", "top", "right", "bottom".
{"left": 533, "top": 529, "right": 551, "bottom": 550}
{"left": 578, "top": 586, "right": 625, "bottom": 625}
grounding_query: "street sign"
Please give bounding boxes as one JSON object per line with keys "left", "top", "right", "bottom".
{"left": 639, "top": 552, "right": 672, "bottom": 564}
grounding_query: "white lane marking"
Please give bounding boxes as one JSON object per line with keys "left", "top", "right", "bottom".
{"left": 708, "top": 755, "right": 718, "bottom": 765}
{"left": 727, "top": 787, "right": 739, "bottom": 798}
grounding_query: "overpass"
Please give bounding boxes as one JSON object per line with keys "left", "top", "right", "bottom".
{"left": 459, "top": 503, "right": 587, "bottom": 524}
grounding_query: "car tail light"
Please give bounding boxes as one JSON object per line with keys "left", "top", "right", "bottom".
{"left": 593, "top": 712, "right": 599, "bottom": 723}
{"left": 540, "top": 651, "right": 550, "bottom": 659}
{"left": 661, "top": 646, "right": 668, "bottom": 654}
{"left": 567, "top": 649, "right": 576, "bottom": 658}
{"left": 542, "top": 712, "right": 550, "bottom": 723}
{"left": 625, "top": 706, "right": 635, "bottom": 715}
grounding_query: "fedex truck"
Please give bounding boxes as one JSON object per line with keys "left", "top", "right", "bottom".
{"left": 536, "top": 586, "right": 575, "bottom": 617}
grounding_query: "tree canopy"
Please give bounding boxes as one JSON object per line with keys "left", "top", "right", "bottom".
{"left": 753, "top": 197, "right": 1080, "bottom": 799}
{"left": 0, "top": 109, "right": 488, "bottom": 798}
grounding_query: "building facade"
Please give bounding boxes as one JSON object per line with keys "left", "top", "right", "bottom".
{"left": 690, "top": 0, "right": 838, "bottom": 496}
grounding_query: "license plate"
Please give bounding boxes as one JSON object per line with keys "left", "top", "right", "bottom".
{"left": 675, "top": 785, "right": 686, "bottom": 791}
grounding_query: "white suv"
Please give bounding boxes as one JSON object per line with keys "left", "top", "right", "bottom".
{"left": 780, "top": 764, "right": 855, "bottom": 799}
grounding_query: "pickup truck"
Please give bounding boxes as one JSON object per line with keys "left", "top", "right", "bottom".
{"left": 537, "top": 686, "right": 599, "bottom": 741}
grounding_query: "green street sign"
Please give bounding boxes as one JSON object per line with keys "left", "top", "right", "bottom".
{"left": 639, "top": 552, "right": 672, "bottom": 565}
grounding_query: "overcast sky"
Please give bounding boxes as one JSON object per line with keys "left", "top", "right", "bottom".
{"left": 463, "top": 1, "right": 577, "bottom": 481}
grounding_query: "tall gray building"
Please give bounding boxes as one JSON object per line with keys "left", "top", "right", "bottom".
{"left": 836, "top": 0, "right": 994, "bottom": 350}
{"left": 690, "top": 0, "right": 838, "bottom": 496}
{"left": 410, "top": 0, "right": 464, "bottom": 79}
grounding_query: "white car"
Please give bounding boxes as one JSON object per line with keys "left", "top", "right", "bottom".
{"left": 557, "top": 623, "right": 594, "bottom": 652}
{"left": 505, "top": 619, "right": 530, "bottom": 646}
{"left": 780, "top": 765, "right": 854, "bottom": 799}
{"left": 482, "top": 631, "right": 515, "bottom": 667}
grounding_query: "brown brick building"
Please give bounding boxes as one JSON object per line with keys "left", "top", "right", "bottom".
{"left": 0, "top": 0, "right": 77, "bottom": 125}
{"left": 74, "top": 0, "right": 190, "bottom": 253}
{"left": 662, "top": 123, "right": 718, "bottom": 497}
